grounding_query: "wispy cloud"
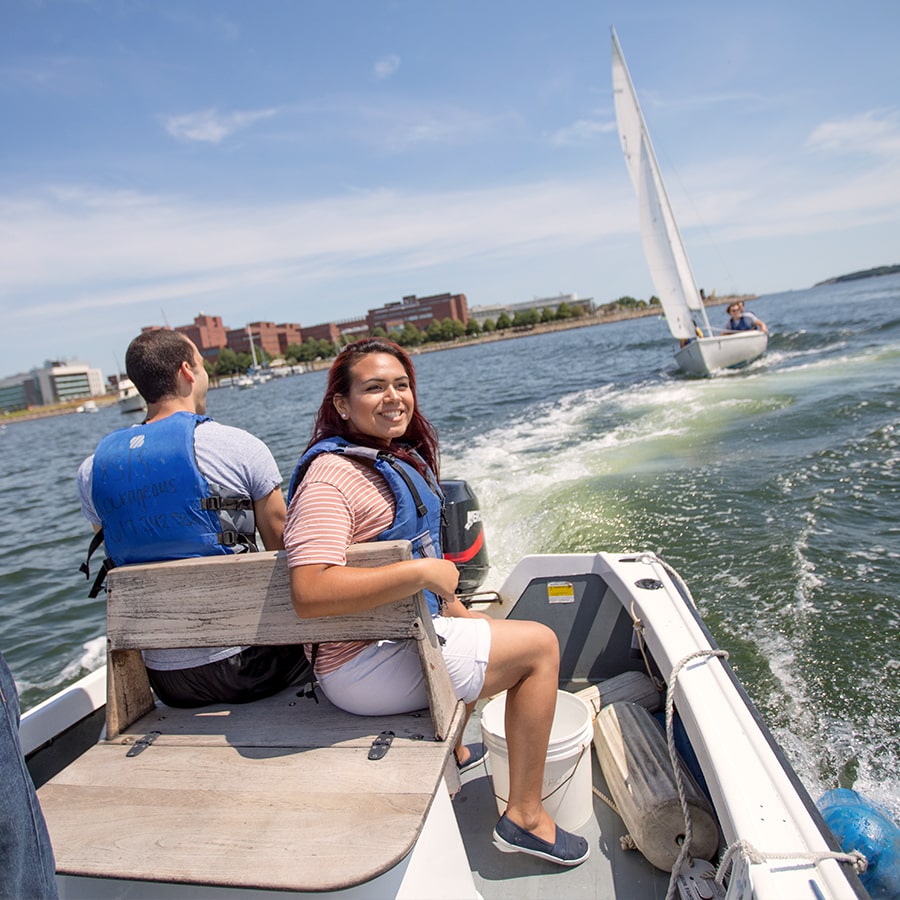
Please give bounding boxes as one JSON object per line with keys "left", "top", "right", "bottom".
{"left": 353, "top": 101, "right": 522, "bottom": 151}
{"left": 807, "top": 109, "right": 900, "bottom": 158}
{"left": 162, "top": 107, "right": 278, "bottom": 143}
{"left": 373, "top": 54, "right": 401, "bottom": 80}
{"left": 550, "top": 116, "right": 616, "bottom": 146}
{"left": 0, "top": 178, "right": 622, "bottom": 316}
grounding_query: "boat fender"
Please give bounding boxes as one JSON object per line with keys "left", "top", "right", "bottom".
{"left": 817, "top": 788, "right": 900, "bottom": 898}
{"left": 440, "top": 479, "right": 489, "bottom": 593}
{"left": 653, "top": 711, "right": 712, "bottom": 804}
{"left": 575, "top": 671, "right": 662, "bottom": 714}
{"left": 593, "top": 701, "right": 719, "bottom": 871}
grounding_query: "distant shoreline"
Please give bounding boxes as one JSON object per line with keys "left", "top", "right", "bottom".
{"left": 813, "top": 264, "right": 900, "bottom": 286}
{"left": 4, "top": 296, "right": 749, "bottom": 424}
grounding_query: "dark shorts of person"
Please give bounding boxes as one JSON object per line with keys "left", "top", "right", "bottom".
{"left": 146, "top": 645, "right": 311, "bottom": 708}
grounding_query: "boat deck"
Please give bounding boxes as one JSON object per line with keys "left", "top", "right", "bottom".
{"left": 454, "top": 700, "right": 671, "bottom": 900}
{"left": 39, "top": 685, "right": 460, "bottom": 892}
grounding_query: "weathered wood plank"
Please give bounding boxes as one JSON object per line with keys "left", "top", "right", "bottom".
{"left": 112, "top": 687, "right": 442, "bottom": 747}
{"left": 46, "top": 743, "right": 451, "bottom": 797}
{"left": 40, "top": 779, "right": 432, "bottom": 891}
{"left": 106, "top": 542, "right": 426, "bottom": 648}
{"left": 106, "top": 648, "right": 153, "bottom": 739}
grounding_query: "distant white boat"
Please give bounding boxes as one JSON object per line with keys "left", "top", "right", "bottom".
{"left": 116, "top": 378, "right": 147, "bottom": 414}
{"left": 76, "top": 400, "right": 99, "bottom": 414}
{"left": 611, "top": 29, "right": 767, "bottom": 376}
{"left": 237, "top": 326, "right": 274, "bottom": 386}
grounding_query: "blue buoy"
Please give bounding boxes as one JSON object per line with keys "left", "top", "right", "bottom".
{"left": 817, "top": 788, "right": 900, "bottom": 898}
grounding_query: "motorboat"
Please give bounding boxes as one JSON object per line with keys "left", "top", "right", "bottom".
{"left": 23, "top": 539, "right": 878, "bottom": 898}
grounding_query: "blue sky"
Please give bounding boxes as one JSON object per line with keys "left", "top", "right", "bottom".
{"left": 2, "top": 0, "right": 899, "bottom": 377}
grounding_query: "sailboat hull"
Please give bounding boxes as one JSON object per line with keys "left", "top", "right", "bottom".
{"left": 675, "top": 331, "right": 768, "bottom": 376}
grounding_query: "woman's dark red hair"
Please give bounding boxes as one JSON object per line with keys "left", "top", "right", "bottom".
{"left": 305, "top": 338, "right": 440, "bottom": 478}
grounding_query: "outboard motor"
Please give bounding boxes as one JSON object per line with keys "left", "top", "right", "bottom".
{"left": 441, "top": 479, "right": 489, "bottom": 594}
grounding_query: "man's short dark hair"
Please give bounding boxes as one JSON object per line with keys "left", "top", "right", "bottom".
{"left": 125, "top": 330, "right": 196, "bottom": 404}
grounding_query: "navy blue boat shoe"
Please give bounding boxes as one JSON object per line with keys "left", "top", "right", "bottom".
{"left": 455, "top": 741, "right": 488, "bottom": 774}
{"left": 492, "top": 814, "right": 590, "bottom": 866}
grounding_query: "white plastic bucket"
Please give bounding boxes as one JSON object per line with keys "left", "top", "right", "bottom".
{"left": 480, "top": 689, "right": 594, "bottom": 831}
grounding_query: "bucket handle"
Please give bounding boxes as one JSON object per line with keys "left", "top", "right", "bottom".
{"left": 491, "top": 741, "right": 590, "bottom": 807}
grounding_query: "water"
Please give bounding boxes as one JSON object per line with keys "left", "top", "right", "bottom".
{"left": 2, "top": 275, "right": 898, "bottom": 819}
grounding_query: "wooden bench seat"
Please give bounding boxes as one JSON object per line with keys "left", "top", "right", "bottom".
{"left": 38, "top": 542, "right": 466, "bottom": 892}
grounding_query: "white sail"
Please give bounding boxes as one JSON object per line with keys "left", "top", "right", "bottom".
{"left": 637, "top": 141, "right": 698, "bottom": 340}
{"left": 611, "top": 29, "right": 711, "bottom": 339}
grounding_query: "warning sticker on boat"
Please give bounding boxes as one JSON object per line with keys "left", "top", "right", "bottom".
{"left": 547, "top": 582, "right": 575, "bottom": 604}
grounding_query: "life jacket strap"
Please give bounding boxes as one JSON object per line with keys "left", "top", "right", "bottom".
{"left": 217, "top": 531, "right": 259, "bottom": 552}
{"left": 80, "top": 528, "right": 106, "bottom": 580}
{"left": 88, "top": 557, "right": 115, "bottom": 599}
{"left": 201, "top": 497, "right": 253, "bottom": 512}
{"left": 377, "top": 451, "right": 427, "bottom": 517}
{"left": 297, "top": 644, "right": 320, "bottom": 704}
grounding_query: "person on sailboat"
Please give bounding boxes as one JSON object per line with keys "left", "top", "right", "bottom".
{"left": 284, "top": 337, "right": 590, "bottom": 867}
{"left": 724, "top": 300, "right": 768, "bottom": 334}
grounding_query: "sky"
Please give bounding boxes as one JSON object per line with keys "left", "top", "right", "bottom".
{"left": 2, "top": 0, "right": 899, "bottom": 377}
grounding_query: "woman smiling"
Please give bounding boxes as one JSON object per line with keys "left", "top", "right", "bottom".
{"left": 284, "top": 338, "right": 589, "bottom": 867}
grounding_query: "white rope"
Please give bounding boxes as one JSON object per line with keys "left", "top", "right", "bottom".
{"left": 715, "top": 839, "right": 868, "bottom": 886}
{"left": 628, "top": 598, "right": 666, "bottom": 692}
{"left": 664, "top": 649, "right": 729, "bottom": 900}
{"left": 660, "top": 648, "right": 869, "bottom": 899}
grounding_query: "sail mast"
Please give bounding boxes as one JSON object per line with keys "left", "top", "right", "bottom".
{"left": 247, "top": 325, "right": 259, "bottom": 369}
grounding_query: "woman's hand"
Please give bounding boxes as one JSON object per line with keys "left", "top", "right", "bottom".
{"left": 419, "top": 557, "right": 460, "bottom": 601}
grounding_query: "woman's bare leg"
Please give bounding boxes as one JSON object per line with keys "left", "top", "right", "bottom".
{"left": 479, "top": 618, "right": 560, "bottom": 843}
{"left": 454, "top": 701, "right": 477, "bottom": 765}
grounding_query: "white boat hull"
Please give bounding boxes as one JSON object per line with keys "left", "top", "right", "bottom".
{"left": 117, "top": 396, "right": 146, "bottom": 414}
{"left": 675, "top": 330, "right": 768, "bottom": 375}
{"left": 116, "top": 378, "right": 147, "bottom": 414}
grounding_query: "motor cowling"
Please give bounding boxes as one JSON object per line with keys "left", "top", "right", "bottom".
{"left": 440, "top": 479, "right": 489, "bottom": 594}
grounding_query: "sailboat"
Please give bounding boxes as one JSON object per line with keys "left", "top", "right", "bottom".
{"left": 245, "top": 325, "right": 271, "bottom": 385}
{"left": 611, "top": 29, "right": 767, "bottom": 376}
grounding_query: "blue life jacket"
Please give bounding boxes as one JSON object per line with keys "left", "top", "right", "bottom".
{"left": 288, "top": 436, "right": 445, "bottom": 615}
{"left": 728, "top": 314, "right": 754, "bottom": 332}
{"left": 83, "top": 412, "right": 255, "bottom": 594}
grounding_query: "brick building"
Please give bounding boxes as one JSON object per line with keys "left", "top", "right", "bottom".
{"left": 276, "top": 323, "right": 303, "bottom": 355}
{"left": 367, "top": 293, "right": 468, "bottom": 333}
{"left": 225, "top": 321, "right": 303, "bottom": 361}
{"left": 174, "top": 314, "right": 228, "bottom": 361}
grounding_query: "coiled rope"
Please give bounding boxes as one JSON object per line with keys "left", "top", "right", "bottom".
{"left": 664, "top": 649, "right": 729, "bottom": 900}
{"left": 662, "top": 648, "right": 868, "bottom": 900}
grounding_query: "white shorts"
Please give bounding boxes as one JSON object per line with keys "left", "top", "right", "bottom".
{"left": 319, "top": 616, "right": 491, "bottom": 716}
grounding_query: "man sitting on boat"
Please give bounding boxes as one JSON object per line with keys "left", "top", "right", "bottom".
{"left": 724, "top": 300, "right": 768, "bottom": 334}
{"left": 76, "top": 329, "right": 309, "bottom": 707}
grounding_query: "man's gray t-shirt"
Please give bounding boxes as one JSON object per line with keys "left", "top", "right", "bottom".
{"left": 77, "top": 419, "right": 282, "bottom": 671}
